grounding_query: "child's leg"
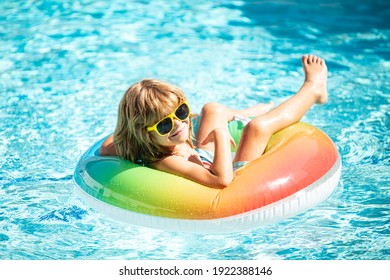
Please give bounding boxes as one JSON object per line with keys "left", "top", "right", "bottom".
{"left": 234, "top": 55, "right": 328, "bottom": 162}
{"left": 195, "top": 102, "right": 273, "bottom": 152}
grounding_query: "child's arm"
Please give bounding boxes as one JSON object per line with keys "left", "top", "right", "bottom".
{"left": 155, "top": 156, "right": 232, "bottom": 189}
{"left": 100, "top": 130, "right": 234, "bottom": 188}
{"left": 202, "top": 127, "right": 234, "bottom": 186}
{"left": 155, "top": 128, "right": 234, "bottom": 189}
{"left": 100, "top": 135, "right": 117, "bottom": 156}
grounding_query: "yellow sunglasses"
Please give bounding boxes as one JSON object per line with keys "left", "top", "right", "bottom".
{"left": 146, "top": 101, "right": 190, "bottom": 136}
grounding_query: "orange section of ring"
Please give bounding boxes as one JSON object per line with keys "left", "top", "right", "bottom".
{"left": 212, "top": 122, "right": 338, "bottom": 218}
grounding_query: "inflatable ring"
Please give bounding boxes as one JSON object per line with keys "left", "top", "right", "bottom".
{"left": 74, "top": 122, "right": 341, "bottom": 233}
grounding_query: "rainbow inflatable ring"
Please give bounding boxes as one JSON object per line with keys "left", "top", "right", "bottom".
{"left": 74, "top": 121, "right": 341, "bottom": 233}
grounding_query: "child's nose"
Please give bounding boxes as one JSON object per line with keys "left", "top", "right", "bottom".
{"left": 173, "top": 119, "right": 182, "bottom": 126}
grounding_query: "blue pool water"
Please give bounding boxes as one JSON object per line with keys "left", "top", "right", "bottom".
{"left": 1, "top": 0, "right": 389, "bottom": 260}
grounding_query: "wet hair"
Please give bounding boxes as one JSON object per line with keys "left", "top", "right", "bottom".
{"left": 113, "top": 79, "right": 193, "bottom": 164}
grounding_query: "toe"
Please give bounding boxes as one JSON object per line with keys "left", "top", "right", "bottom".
{"left": 302, "top": 55, "right": 309, "bottom": 65}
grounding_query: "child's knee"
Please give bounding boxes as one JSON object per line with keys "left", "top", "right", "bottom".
{"left": 244, "top": 118, "right": 270, "bottom": 138}
{"left": 201, "top": 102, "right": 225, "bottom": 115}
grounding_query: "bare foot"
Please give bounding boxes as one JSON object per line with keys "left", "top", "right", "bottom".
{"left": 237, "top": 102, "right": 274, "bottom": 117}
{"left": 302, "top": 55, "right": 328, "bottom": 104}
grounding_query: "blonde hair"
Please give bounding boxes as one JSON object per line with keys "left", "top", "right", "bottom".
{"left": 114, "top": 79, "right": 193, "bottom": 164}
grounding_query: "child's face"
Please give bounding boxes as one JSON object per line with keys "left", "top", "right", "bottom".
{"left": 151, "top": 118, "right": 190, "bottom": 148}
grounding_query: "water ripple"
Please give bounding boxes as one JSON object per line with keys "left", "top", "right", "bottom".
{"left": 1, "top": 0, "right": 389, "bottom": 260}
{"left": 38, "top": 206, "right": 88, "bottom": 223}
{"left": 338, "top": 103, "right": 389, "bottom": 165}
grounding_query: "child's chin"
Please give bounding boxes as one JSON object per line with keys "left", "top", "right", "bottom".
{"left": 175, "top": 131, "right": 189, "bottom": 143}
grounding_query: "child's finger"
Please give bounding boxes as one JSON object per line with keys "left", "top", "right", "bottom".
{"left": 230, "top": 135, "right": 236, "bottom": 147}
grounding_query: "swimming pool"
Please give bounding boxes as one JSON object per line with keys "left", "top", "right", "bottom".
{"left": 1, "top": 0, "right": 389, "bottom": 260}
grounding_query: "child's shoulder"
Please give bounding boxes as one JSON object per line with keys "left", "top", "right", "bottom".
{"left": 100, "top": 135, "right": 117, "bottom": 156}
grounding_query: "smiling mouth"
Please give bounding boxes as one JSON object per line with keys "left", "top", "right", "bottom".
{"left": 170, "top": 125, "right": 185, "bottom": 138}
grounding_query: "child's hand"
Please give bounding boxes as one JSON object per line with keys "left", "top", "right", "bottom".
{"left": 228, "top": 132, "right": 236, "bottom": 148}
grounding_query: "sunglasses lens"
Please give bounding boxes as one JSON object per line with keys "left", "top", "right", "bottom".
{"left": 151, "top": 102, "right": 189, "bottom": 136}
{"left": 175, "top": 103, "right": 190, "bottom": 120}
{"left": 156, "top": 117, "right": 173, "bottom": 135}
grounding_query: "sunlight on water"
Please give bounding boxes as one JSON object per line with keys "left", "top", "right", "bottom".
{"left": 1, "top": 0, "right": 389, "bottom": 260}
